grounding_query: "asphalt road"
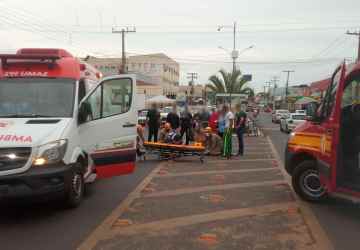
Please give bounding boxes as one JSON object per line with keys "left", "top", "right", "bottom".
{"left": 2, "top": 115, "right": 360, "bottom": 250}
{"left": 0, "top": 160, "right": 158, "bottom": 250}
{"left": 258, "top": 113, "right": 360, "bottom": 250}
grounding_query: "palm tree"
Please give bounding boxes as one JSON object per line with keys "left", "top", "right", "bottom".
{"left": 207, "top": 69, "right": 254, "bottom": 97}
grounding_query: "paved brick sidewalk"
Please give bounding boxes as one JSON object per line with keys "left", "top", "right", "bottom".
{"left": 79, "top": 135, "right": 331, "bottom": 250}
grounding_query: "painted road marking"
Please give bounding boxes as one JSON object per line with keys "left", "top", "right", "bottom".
{"left": 77, "top": 162, "right": 165, "bottom": 250}
{"left": 155, "top": 167, "right": 277, "bottom": 178}
{"left": 143, "top": 180, "right": 286, "bottom": 198}
{"left": 105, "top": 202, "right": 297, "bottom": 238}
{"left": 209, "top": 158, "right": 276, "bottom": 164}
{"left": 267, "top": 136, "right": 334, "bottom": 250}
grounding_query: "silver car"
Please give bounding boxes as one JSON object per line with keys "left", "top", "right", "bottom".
{"left": 280, "top": 113, "right": 306, "bottom": 133}
{"left": 272, "top": 109, "right": 289, "bottom": 123}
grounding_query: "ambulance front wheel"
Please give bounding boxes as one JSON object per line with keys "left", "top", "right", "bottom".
{"left": 64, "top": 162, "right": 85, "bottom": 208}
{"left": 292, "top": 161, "right": 327, "bottom": 202}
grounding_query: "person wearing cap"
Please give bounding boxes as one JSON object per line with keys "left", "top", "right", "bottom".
{"left": 204, "top": 127, "right": 223, "bottom": 156}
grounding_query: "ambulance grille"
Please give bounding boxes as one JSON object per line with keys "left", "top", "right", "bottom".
{"left": 0, "top": 148, "right": 31, "bottom": 171}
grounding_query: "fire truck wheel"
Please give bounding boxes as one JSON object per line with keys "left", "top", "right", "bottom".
{"left": 64, "top": 162, "right": 85, "bottom": 208}
{"left": 292, "top": 161, "right": 326, "bottom": 202}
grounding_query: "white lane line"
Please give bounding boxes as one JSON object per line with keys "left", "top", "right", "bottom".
{"left": 267, "top": 136, "right": 334, "bottom": 250}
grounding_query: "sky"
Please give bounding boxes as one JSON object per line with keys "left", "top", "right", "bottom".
{"left": 0, "top": 0, "right": 360, "bottom": 92}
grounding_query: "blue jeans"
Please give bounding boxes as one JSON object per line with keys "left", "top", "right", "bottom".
{"left": 236, "top": 128, "right": 245, "bottom": 155}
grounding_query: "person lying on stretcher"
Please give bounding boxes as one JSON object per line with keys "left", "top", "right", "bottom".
{"left": 159, "top": 122, "right": 183, "bottom": 145}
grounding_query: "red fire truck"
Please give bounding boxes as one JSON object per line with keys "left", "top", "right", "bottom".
{"left": 286, "top": 61, "right": 360, "bottom": 202}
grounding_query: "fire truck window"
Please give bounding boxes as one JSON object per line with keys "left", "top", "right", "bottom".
{"left": 342, "top": 78, "right": 360, "bottom": 108}
{"left": 83, "top": 85, "right": 101, "bottom": 121}
{"left": 102, "top": 78, "right": 132, "bottom": 118}
{"left": 322, "top": 71, "right": 340, "bottom": 118}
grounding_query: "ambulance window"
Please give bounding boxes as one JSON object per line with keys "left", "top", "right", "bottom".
{"left": 102, "top": 78, "right": 132, "bottom": 118}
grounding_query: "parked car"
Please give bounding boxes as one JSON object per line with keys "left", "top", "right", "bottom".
{"left": 272, "top": 109, "right": 290, "bottom": 123}
{"left": 160, "top": 106, "right": 172, "bottom": 122}
{"left": 280, "top": 113, "right": 306, "bottom": 133}
{"left": 295, "top": 110, "right": 306, "bottom": 115}
{"left": 138, "top": 109, "right": 148, "bottom": 126}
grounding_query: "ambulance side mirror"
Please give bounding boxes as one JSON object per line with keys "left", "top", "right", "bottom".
{"left": 78, "top": 101, "right": 91, "bottom": 125}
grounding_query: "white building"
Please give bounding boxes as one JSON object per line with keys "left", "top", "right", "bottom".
{"left": 83, "top": 53, "right": 180, "bottom": 98}
{"left": 127, "top": 53, "right": 180, "bottom": 97}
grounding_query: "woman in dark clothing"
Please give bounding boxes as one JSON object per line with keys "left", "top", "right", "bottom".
{"left": 146, "top": 103, "right": 160, "bottom": 142}
{"left": 180, "top": 106, "right": 193, "bottom": 145}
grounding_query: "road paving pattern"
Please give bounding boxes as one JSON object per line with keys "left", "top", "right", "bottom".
{"left": 79, "top": 135, "right": 332, "bottom": 250}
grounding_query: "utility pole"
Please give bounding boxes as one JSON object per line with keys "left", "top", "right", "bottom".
{"left": 187, "top": 73, "right": 198, "bottom": 105}
{"left": 282, "top": 71, "right": 294, "bottom": 108}
{"left": 264, "top": 81, "right": 272, "bottom": 107}
{"left": 346, "top": 30, "right": 360, "bottom": 61}
{"left": 112, "top": 27, "right": 136, "bottom": 73}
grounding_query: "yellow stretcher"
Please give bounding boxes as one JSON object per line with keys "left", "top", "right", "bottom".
{"left": 143, "top": 141, "right": 205, "bottom": 162}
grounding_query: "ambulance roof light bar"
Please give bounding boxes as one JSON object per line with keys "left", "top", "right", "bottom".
{"left": 0, "top": 54, "right": 61, "bottom": 69}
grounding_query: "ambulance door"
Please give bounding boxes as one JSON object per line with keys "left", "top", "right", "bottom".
{"left": 78, "top": 75, "right": 137, "bottom": 178}
{"left": 318, "top": 63, "right": 346, "bottom": 192}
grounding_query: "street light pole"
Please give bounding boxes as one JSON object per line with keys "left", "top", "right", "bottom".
{"left": 232, "top": 21, "right": 237, "bottom": 73}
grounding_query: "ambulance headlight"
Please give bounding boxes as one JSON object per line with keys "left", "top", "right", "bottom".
{"left": 34, "top": 140, "right": 68, "bottom": 166}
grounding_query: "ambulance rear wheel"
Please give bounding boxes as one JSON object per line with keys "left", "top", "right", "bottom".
{"left": 64, "top": 163, "right": 85, "bottom": 208}
{"left": 292, "top": 161, "right": 326, "bottom": 202}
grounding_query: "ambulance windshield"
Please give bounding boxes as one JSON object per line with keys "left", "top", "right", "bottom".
{"left": 0, "top": 78, "right": 75, "bottom": 118}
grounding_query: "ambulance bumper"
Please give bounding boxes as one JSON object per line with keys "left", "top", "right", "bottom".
{"left": 0, "top": 163, "right": 75, "bottom": 200}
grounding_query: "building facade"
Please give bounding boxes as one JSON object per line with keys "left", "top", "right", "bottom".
{"left": 83, "top": 55, "right": 178, "bottom": 97}
{"left": 127, "top": 53, "right": 180, "bottom": 97}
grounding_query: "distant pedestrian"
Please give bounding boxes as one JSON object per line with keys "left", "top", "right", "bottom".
{"left": 222, "top": 105, "right": 234, "bottom": 159}
{"left": 166, "top": 104, "right": 180, "bottom": 130}
{"left": 235, "top": 104, "right": 247, "bottom": 156}
{"left": 146, "top": 103, "right": 160, "bottom": 142}
{"left": 180, "top": 105, "right": 193, "bottom": 145}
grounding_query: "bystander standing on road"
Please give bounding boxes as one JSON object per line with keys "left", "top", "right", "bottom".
{"left": 166, "top": 104, "right": 180, "bottom": 131}
{"left": 180, "top": 105, "right": 193, "bottom": 145}
{"left": 204, "top": 127, "right": 223, "bottom": 156}
{"left": 146, "top": 103, "right": 160, "bottom": 142}
{"left": 217, "top": 108, "right": 225, "bottom": 138}
{"left": 199, "top": 107, "right": 210, "bottom": 128}
{"left": 235, "top": 103, "right": 247, "bottom": 156}
{"left": 222, "top": 105, "right": 234, "bottom": 159}
{"left": 208, "top": 107, "right": 219, "bottom": 133}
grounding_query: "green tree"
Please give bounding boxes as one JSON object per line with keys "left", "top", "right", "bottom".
{"left": 207, "top": 69, "right": 254, "bottom": 97}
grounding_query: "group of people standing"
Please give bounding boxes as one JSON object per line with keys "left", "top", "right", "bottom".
{"left": 145, "top": 102, "right": 248, "bottom": 158}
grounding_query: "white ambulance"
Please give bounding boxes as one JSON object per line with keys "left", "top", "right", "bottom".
{"left": 0, "top": 48, "right": 137, "bottom": 207}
